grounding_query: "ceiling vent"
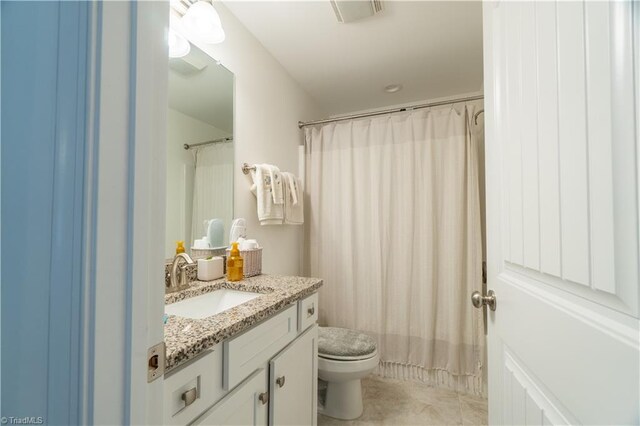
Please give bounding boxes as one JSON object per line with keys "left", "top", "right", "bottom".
{"left": 330, "top": 0, "right": 384, "bottom": 23}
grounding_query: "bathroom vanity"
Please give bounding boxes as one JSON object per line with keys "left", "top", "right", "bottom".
{"left": 163, "top": 275, "right": 322, "bottom": 425}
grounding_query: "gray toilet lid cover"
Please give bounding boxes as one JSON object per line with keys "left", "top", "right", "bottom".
{"left": 318, "top": 327, "right": 377, "bottom": 359}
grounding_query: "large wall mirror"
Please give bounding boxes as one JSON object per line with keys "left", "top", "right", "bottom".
{"left": 166, "top": 42, "right": 234, "bottom": 258}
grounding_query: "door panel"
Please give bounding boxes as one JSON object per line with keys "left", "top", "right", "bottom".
{"left": 269, "top": 325, "right": 318, "bottom": 426}
{"left": 487, "top": 0, "right": 638, "bottom": 314}
{"left": 519, "top": 0, "right": 540, "bottom": 272}
{"left": 483, "top": 1, "right": 639, "bottom": 424}
{"left": 534, "top": 2, "right": 562, "bottom": 279}
{"left": 504, "top": 351, "right": 566, "bottom": 426}
{"left": 496, "top": 274, "right": 638, "bottom": 424}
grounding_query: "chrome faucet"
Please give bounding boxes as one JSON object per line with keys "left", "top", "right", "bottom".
{"left": 168, "top": 253, "right": 195, "bottom": 292}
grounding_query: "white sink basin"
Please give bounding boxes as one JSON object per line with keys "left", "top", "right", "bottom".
{"left": 165, "top": 289, "right": 261, "bottom": 319}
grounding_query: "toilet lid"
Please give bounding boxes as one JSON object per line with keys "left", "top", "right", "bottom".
{"left": 318, "top": 327, "right": 377, "bottom": 360}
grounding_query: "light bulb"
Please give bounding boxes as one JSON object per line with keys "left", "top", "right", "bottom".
{"left": 168, "top": 29, "right": 191, "bottom": 58}
{"left": 182, "top": 1, "right": 226, "bottom": 44}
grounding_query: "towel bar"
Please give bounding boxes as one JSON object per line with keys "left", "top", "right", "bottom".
{"left": 242, "top": 163, "right": 256, "bottom": 175}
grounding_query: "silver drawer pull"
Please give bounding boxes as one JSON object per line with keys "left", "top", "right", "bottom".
{"left": 181, "top": 387, "right": 197, "bottom": 407}
{"left": 307, "top": 306, "right": 315, "bottom": 317}
{"left": 258, "top": 391, "right": 269, "bottom": 405}
{"left": 276, "top": 376, "right": 286, "bottom": 388}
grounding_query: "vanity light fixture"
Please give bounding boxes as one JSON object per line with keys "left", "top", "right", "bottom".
{"left": 182, "top": 1, "right": 226, "bottom": 44}
{"left": 168, "top": 29, "right": 191, "bottom": 58}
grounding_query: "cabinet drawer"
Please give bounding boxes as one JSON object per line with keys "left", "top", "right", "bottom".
{"left": 298, "top": 292, "right": 318, "bottom": 332}
{"left": 163, "top": 348, "right": 225, "bottom": 425}
{"left": 224, "top": 304, "right": 298, "bottom": 390}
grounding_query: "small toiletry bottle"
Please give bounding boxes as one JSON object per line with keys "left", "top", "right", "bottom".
{"left": 176, "top": 241, "right": 185, "bottom": 254}
{"left": 226, "top": 242, "right": 244, "bottom": 281}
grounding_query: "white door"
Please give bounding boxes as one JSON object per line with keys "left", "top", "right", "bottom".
{"left": 482, "top": 1, "right": 639, "bottom": 424}
{"left": 269, "top": 325, "right": 318, "bottom": 426}
{"left": 1, "top": 1, "right": 168, "bottom": 424}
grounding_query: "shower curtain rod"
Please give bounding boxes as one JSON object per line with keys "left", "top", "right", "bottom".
{"left": 298, "top": 94, "right": 484, "bottom": 129}
{"left": 183, "top": 137, "right": 233, "bottom": 150}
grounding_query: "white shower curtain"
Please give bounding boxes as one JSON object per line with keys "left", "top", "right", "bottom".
{"left": 304, "top": 102, "right": 485, "bottom": 394}
{"left": 191, "top": 142, "right": 234, "bottom": 246}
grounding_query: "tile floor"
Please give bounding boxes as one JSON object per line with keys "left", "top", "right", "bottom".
{"left": 318, "top": 375, "right": 488, "bottom": 426}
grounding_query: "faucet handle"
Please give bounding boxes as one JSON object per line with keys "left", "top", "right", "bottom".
{"left": 169, "top": 252, "right": 196, "bottom": 292}
{"left": 179, "top": 263, "right": 191, "bottom": 287}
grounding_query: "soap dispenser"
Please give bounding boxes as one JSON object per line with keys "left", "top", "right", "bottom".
{"left": 175, "top": 240, "right": 185, "bottom": 254}
{"left": 226, "top": 242, "right": 244, "bottom": 282}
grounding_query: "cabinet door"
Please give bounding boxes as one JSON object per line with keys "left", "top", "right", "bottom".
{"left": 194, "top": 369, "right": 268, "bottom": 426}
{"left": 269, "top": 325, "right": 318, "bottom": 426}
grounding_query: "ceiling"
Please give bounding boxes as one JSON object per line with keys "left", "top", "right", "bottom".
{"left": 168, "top": 43, "right": 234, "bottom": 134}
{"left": 223, "top": 1, "right": 483, "bottom": 115}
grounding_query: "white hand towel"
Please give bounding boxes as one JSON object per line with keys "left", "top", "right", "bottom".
{"left": 262, "top": 164, "right": 284, "bottom": 205}
{"left": 250, "top": 165, "right": 283, "bottom": 225}
{"left": 282, "top": 172, "right": 304, "bottom": 225}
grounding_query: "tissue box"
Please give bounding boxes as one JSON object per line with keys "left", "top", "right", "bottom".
{"left": 191, "top": 246, "right": 227, "bottom": 260}
{"left": 197, "top": 257, "right": 224, "bottom": 281}
{"left": 225, "top": 248, "right": 262, "bottom": 278}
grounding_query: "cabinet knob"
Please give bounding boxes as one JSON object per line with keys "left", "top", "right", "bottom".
{"left": 258, "top": 391, "right": 269, "bottom": 405}
{"left": 276, "top": 376, "right": 286, "bottom": 388}
{"left": 307, "top": 306, "right": 315, "bottom": 317}
{"left": 181, "top": 387, "right": 197, "bottom": 407}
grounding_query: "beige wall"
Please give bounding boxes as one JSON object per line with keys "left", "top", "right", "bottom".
{"left": 173, "top": 4, "right": 324, "bottom": 275}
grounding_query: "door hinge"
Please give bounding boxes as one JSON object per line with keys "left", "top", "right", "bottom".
{"left": 147, "top": 341, "right": 166, "bottom": 383}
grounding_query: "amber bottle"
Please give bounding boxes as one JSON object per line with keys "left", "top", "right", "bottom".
{"left": 226, "top": 242, "right": 244, "bottom": 281}
{"left": 175, "top": 241, "right": 185, "bottom": 254}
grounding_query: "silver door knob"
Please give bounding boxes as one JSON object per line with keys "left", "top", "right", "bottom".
{"left": 276, "top": 376, "right": 286, "bottom": 387}
{"left": 471, "top": 290, "right": 496, "bottom": 311}
{"left": 258, "top": 392, "right": 269, "bottom": 405}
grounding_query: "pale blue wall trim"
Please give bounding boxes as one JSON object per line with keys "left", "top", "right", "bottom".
{"left": 123, "top": 1, "right": 139, "bottom": 424}
{"left": 2, "top": 3, "right": 60, "bottom": 420}
{"left": 85, "top": 2, "right": 103, "bottom": 423}
{"left": 1, "top": 2, "right": 90, "bottom": 424}
{"left": 0, "top": 2, "right": 4, "bottom": 419}
{"left": 47, "top": 3, "right": 89, "bottom": 424}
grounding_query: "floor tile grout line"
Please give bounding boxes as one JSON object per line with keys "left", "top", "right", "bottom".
{"left": 457, "top": 392, "right": 464, "bottom": 425}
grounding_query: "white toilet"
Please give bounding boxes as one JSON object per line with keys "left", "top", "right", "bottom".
{"left": 317, "top": 327, "right": 379, "bottom": 420}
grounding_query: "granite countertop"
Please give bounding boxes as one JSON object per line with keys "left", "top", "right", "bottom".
{"left": 164, "top": 274, "right": 323, "bottom": 372}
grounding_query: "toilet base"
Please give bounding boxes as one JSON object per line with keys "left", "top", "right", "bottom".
{"left": 322, "top": 379, "right": 364, "bottom": 420}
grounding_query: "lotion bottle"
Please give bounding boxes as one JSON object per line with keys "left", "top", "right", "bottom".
{"left": 226, "top": 242, "right": 244, "bottom": 281}
{"left": 175, "top": 241, "right": 185, "bottom": 254}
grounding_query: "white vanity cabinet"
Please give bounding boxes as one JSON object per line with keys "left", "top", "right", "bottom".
{"left": 164, "top": 292, "right": 319, "bottom": 426}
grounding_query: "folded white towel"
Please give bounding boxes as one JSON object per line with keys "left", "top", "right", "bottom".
{"left": 282, "top": 172, "right": 304, "bottom": 225}
{"left": 263, "top": 164, "right": 284, "bottom": 205}
{"left": 250, "top": 164, "right": 283, "bottom": 225}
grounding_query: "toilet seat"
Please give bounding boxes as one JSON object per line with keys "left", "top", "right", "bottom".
{"left": 318, "top": 351, "right": 377, "bottom": 361}
{"left": 318, "top": 327, "right": 377, "bottom": 360}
